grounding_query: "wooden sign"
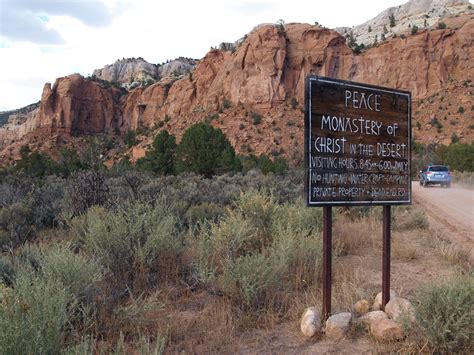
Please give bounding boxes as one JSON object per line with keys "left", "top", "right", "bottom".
{"left": 305, "top": 76, "right": 411, "bottom": 206}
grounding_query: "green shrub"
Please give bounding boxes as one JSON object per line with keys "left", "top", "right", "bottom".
{"left": 411, "top": 25, "right": 418, "bottom": 35}
{"left": 413, "top": 275, "right": 474, "bottom": 353}
{"left": 176, "top": 122, "right": 242, "bottom": 177}
{"left": 251, "top": 112, "right": 262, "bottom": 125}
{"left": 438, "top": 22, "right": 447, "bottom": 29}
{"left": 219, "top": 252, "right": 277, "bottom": 311}
{"left": 0, "top": 242, "right": 101, "bottom": 354}
{"left": 257, "top": 155, "right": 288, "bottom": 175}
{"left": 223, "top": 99, "right": 231, "bottom": 110}
{"left": 37, "top": 243, "right": 103, "bottom": 301}
{"left": 57, "top": 148, "right": 84, "bottom": 177}
{"left": 0, "top": 202, "right": 36, "bottom": 249}
{"left": 124, "top": 129, "right": 138, "bottom": 148}
{"left": 258, "top": 155, "right": 274, "bottom": 174}
{"left": 240, "top": 155, "right": 258, "bottom": 173}
{"left": 290, "top": 97, "right": 298, "bottom": 109}
{"left": 0, "top": 267, "right": 71, "bottom": 354}
{"left": 236, "top": 191, "right": 277, "bottom": 243}
{"left": 193, "top": 191, "right": 322, "bottom": 313}
{"left": 186, "top": 202, "right": 224, "bottom": 227}
{"left": 451, "top": 133, "right": 459, "bottom": 144}
{"left": 0, "top": 257, "right": 14, "bottom": 286}
{"left": 14, "top": 146, "right": 59, "bottom": 178}
{"left": 273, "top": 157, "right": 288, "bottom": 174}
{"left": 73, "top": 202, "right": 182, "bottom": 289}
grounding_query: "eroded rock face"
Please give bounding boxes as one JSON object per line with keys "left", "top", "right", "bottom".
{"left": 37, "top": 74, "right": 124, "bottom": 136}
{"left": 1, "top": 14, "right": 473, "bottom": 162}
{"left": 93, "top": 58, "right": 159, "bottom": 87}
{"left": 336, "top": 0, "right": 472, "bottom": 46}
{"left": 157, "top": 58, "right": 197, "bottom": 79}
{"left": 0, "top": 108, "right": 39, "bottom": 147}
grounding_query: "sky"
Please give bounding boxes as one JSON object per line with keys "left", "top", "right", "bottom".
{"left": 0, "top": 0, "right": 407, "bottom": 111}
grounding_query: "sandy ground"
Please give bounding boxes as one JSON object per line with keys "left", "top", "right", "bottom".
{"left": 412, "top": 182, "right": 474, "bottom": 263}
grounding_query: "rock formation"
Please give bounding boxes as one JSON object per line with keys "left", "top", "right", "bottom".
{"left": 36, "top": 74, "right": 124, "bottom": 136}
{"left": 92, "top": 57, "right": 197, "bottom": 90}
{"left": 157, "top": 57, "right": 197, "bottom": 79}
{"left": 336, "top": 0, "right": 472, "bottom": 46}
{"left": 92, "top": 57, "right": 159, "bottom": 89}
{"left": 1, "top": 8, "right": 472, "bottom": 164}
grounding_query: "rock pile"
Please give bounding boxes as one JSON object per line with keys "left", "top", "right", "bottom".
{"left": 300, "top": 289, "right": 416, "bottom": 342}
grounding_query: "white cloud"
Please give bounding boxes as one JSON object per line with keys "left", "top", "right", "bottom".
{"left": 0, "top": 0, "right": 406, "bottom": 111}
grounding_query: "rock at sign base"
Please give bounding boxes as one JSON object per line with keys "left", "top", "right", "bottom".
{"left": 385, "top": 298, "right": 416, "bottom": 323}
{"left": 300, "top": 307, "right": 321, "bottom": 337}
{"left": 372, "top": 289, "right": 398, "bottom": 310}
{"left": 353, "top": 299, "right": 370, "bottom": 315}
{"left": 370, "top": 318, "right": 404, "bottom": 341}
{"left": 325, "top": 312, "right": 352, "bottom": 340}
{"left": 358, "top": 310, "right": 388, "bottom": 327}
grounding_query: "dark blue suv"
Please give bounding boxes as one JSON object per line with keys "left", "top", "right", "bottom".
{"left": 419, "top": 165, "right": 451, "bottom": 188}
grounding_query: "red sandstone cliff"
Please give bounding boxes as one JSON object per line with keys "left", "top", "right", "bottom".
{"left": 37, "top": 74, "right": 124, "bottom": 135}
{"left": 1, "top": 14, "right": 472, "bottom": 163}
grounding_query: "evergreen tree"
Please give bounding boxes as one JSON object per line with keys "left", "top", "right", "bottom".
{"left": 176, "top": 122, "right": 241, "bottom": 177}
{"left": 389, "top": 13, "right": 396, "bottom": 27}
{"left": 137, "top": 130, "right": 177, "bottom": 174}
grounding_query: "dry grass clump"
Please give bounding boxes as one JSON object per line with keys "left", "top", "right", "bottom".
{"left": 433, "top": 236, "right": 469, "bottom": 266}
{"left": 392, "top": 231, "right": 418, "bottom": 261}
{"left": 394, "top": 206, "right": 429, "bottom": 231}
{"left": 333, "top": 216, "right": 379, "bottom": 256}
{"left": 331, "top": 259, "right": 381, "bottom": 314}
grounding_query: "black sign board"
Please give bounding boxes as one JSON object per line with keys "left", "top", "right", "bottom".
{"left": 305, "top": 76, "right": 411, "bottom": 206}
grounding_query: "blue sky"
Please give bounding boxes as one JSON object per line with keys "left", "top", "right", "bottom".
{"left": 0, "top": 0, "right": 407, "bottom": 111}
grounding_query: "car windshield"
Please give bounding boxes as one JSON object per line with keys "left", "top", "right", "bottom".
{"left": 430, "top": 166, "right": 448, "bottom": 172}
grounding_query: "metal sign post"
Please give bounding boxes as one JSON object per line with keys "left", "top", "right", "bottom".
{"left": 322, "top": 206, "right": 332, "bottom": 320}
{"left": 304, "top": 75, "right": 411, "bottom": 318}
{"left": 382, "top": 205, "right": 391, "bottom": 308}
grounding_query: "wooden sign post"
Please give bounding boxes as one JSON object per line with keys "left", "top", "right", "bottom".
{"left": 304, "top": 76, "right": 411, "bottom": 319}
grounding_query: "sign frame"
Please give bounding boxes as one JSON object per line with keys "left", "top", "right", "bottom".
{"left": 304, "top": 75, "right": 412, "bottom": 207}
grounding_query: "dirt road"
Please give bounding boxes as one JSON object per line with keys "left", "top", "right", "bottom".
{"left": 412, "top": 182, "right": 474, "bottom": 263}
